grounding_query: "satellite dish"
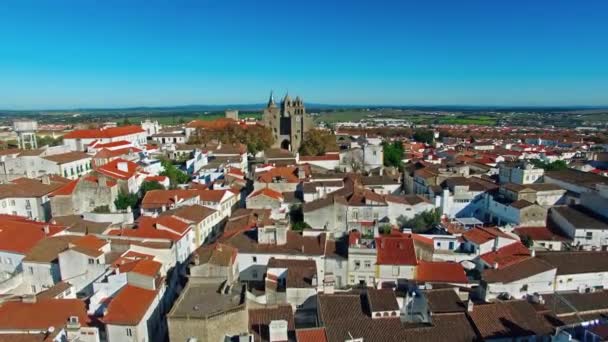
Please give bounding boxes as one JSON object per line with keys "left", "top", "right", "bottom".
{"left": 461, "top": 260, "right": 476, "bottom": 270}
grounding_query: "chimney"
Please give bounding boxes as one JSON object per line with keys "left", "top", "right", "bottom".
{"left": 268, "top": 320, "right": 288, "bottom": 342}
{"left": 298, "top": 168, "right": 306, "bottom": 180}
{"left": 41, "top": 175, "right": 51, "bottom": 185}
{"left": 492, "top": 237, "right": 499, "bottom": 251}
{"left": 323, "top": 274, "right": 335, "bottom": 294}
{"left": 43, "top": 225, "right": 50, "bottom": 235}
{"left": 22, "top": 295, "right": 37, "bottom": 303}
{"left": 98, "top": 175, "right": 107, "bottom": 187}
{"left": 117, "top": 161, "right": 129, "bottom": 173}
{"left": 467, "top": 300, "right": 474, "bottom": 312}
{"left": 493, "top": 262, "right": 499, "bottom": 269}
{"left": 530, "top": 249, "right": 536, "bottom": 257}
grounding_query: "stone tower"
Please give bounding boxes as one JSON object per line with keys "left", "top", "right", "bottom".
{"left": 262, "top": 91, "right": 312, "bottom": 151}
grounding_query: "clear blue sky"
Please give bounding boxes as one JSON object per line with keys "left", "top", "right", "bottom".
{"left": 1, "top": 0, "right": 607, "bottom": 109}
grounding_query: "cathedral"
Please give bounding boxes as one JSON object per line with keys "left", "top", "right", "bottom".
{"left": 262, "top": 92, "right": 313, "bottom": 152}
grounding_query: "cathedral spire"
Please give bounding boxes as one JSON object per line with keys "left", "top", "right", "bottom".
{"left": 268, "top": 90, "right": 276, "bottom": 107}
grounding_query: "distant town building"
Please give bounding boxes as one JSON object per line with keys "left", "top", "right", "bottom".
{"left": 225, "top": 109, "right": 239, "bottom": 120}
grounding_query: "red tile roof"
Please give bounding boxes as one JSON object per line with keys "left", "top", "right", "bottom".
{"left": 107, "top": 216, "right": 190, "bottom": 241}
{"left": 256, "top": 166, "right": 301, "bottom": 183}
{"left": 296, "top": 327, "right": 328, "bottom": 342}
{"left": 156, "top": 215, "right": 191, "bottom": 235}
{"left": 197, "top": 189, "right": 230, "bottom": 202}
{"left": 462, "top": 227, "right": 515, "bottom": 245}
{"left": 375, "top": 234, "right": 417, "bottom": 266}
{"left": 415, "top": 260, "right": 468, "bottom": 283}
{"left": 248, "top": 188, "right": 284, "bottom": 201}
{"left": 91, "top": 140, "right": 132, "bottom": 148}
{"left": 103, "top": 285, "right": 158, "bottom": 325}
{"left": 480, "top": 242, "right": 531, "bottom": 269}
{"left": 142, "top": 189, "right": 199, "bottom": 208}
{"left": 0, "top": 217, "right": 66, "bottom": 254}
{"left": 64, "top": 125, "right": 144, "bottom": 139}
{"left": 0, "top": 298, "right": 90, "bottom": 331}
{"left": 96, "top": 158, "right": 139, "bottom": 180}
{"left": 76, "top": 234, "right": 107, "bottom": 249}
{"left": 513, "top": 226, "right": 570, "bottom": 242}
{"left": 49, "top": 178, "right": 79, "bottom": 196}
{"left": 130, "top": 259, "right": 162, "bottom": 277}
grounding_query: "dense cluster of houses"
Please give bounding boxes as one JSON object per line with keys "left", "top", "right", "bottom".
{"left": 0, "top": 116, "right": 607, "bottom": 342}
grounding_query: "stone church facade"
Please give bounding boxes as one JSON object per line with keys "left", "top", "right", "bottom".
{"left": 262, "top": 92, "right": 313, "bottom": 151}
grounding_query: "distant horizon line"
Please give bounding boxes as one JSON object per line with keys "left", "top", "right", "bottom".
{"left": 2, "top": 102, "right": 608, "bottom": 112}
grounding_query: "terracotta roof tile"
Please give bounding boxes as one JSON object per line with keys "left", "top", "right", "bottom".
{"left": 480, "top": 242, "right": 531, "bottom": 269}
{"left": 103, "top": 285, "right": 159, "bottom": 325}
{"left": 415, "top": 260, "right": 468, "bottom": 284}
{"left": 0, "top": 298, "right": 90, "bottom": 330}
{"left": 375, "top": 234, "right": 417, "bottom": 266}
{"left": 96, "top": 158, "right": 139, "bottom": 180}
{"left": 0, "top": 217, "right": 66, "bottom": 254}
{"left": 296, "top": 328, "right": 327, "bottom": 342}
{"left": 248, "top": 188, "right": 284, "bottom": 201}
{"left": 64, "top": 125, "right": 144, "bottom": 139}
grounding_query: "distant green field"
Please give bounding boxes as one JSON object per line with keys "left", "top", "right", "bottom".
{"left": 315, "top": 110, "right": 498, "bottom": 126}
{"left": 437, "top": 115, "right": 497, "bottom": 125}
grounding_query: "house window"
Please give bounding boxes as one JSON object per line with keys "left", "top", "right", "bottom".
{"left": 392, "top": 266, "right": 399, "bottom": 276}
{"left": 586, "top": 232, "right": 593, "bottom": 240}
{"left": 31, "top": 285, "right": 36, "bottom": 293}
{"left": 126, "top": 328, "right": 132, "bottom": 337}
{"left": 364, "top": 260, "right": 371, "bottom": 268}
{"left": 88, "top": 258, "right": 95, "bottom": 264}
{"left": 28, "top": 266, "right": 34, "bottom": 274}
{"left": 354, "top": 260, "right": 361, "bottom": 270}
{"left": 252, "top": 256, "right": 257, "bottom": 263}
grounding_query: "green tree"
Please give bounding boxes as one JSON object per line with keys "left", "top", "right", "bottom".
{"left": 412, "top": 129, "right": 435, "bottom": 144}
{"left": 140, "top": 180, "right": 164, "bottom": 196}
{"left": 383, "top": 141, "right": 404, "bottom": 167}
{"left": 299, "top": 129, "right": 338, "bottom": 156}
{"left": 160, "top": 159, "right": 190, "bottom": 188}
{"left": 531, "top": 159, "right": 568, "bottom": 171}
{"left": 114, "top": 191, "right": 138, "bottom": 210}
{"left": 397, "top": 209, "right": 441, "bottom": 233}
{"left": 36, "top": 135, "right": 64, "bottom": 147}
{"left": 289, "top": 205, "right": 311, "bottom": 231}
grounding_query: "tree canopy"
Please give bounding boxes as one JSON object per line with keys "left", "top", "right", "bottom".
{"left": 114, "top": 191, "right": 138, "bottom": 210}
{"left": 412, "top": 129, "right": 435, "bottom": 144}
{"left": 189, "top": 123, "right": 274, "bottom": 154}
{"left": 299, "top": 129, "right": 338, "bottom": 156}
{"left": 397, "top": 209, "right": 441, "bottom": 233}
{"left": 383, "top": 141, "right": 404, "bottom": 167}
{"left": 140, "top": 180, "right": 165, "bottom": 196}
{"left": 160, "top": 159, "right": 190, "bottom": 188}
{"left": 531, "top": 159, "right": 568, "bottom": 171}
